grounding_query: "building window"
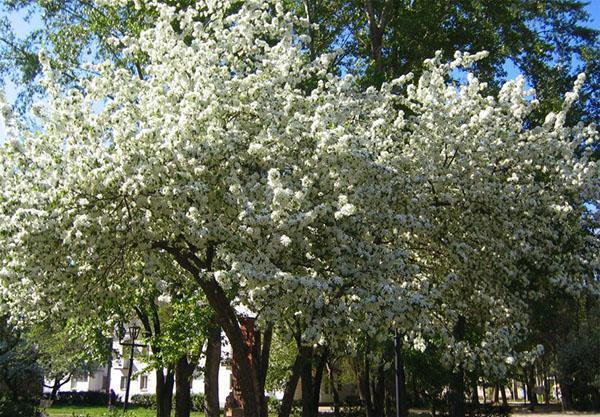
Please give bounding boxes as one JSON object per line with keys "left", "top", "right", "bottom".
{"left": 70, "top": 376, "right": 77, "bottom": 389}
{"left": 120, "top": 376, "right": 127, "bottom": 391}
{"left": 140, "top": 375, "right": 148, "bottom": 391}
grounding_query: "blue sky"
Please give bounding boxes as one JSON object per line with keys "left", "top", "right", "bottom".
{"left": 0, "top": 1, "right": 599, "bottom": 138}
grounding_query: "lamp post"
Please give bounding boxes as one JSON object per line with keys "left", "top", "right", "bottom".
{"left": 119, "top": 325, "right": 143, "bottom": 411}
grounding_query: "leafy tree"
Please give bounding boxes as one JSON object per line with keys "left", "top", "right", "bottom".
{"left": 29, "top": 319, "right": 106, "bottom": 400}
{"left": 289, "top": 0, "right": 599, "bottom": 123}
{"left": 0, "top": 315, "right": 41, "bottom": 417}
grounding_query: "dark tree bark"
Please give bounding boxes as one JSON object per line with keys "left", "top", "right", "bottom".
{"left": 449, "top": 315, "right": 466, "bottom": 417}
{"left": 175, "top": 355, "right": 197, "bottom": 417}
{"left": 361, "top": 0, "right": 394, "bottom": 83}
{"left": 205, "top": 323, "right": 221, "bottom": 417}
{"left": 372, "top": 362, "right": 386, "bottom": 417}
{"left": 500, "top": 385, "right": 508, "bottom": 407}
{"left": 526, "top": 367, "right": 538, "bottom": 409}
{"left": 279, "top": 353, "right": 303, "bottom": 417}
{"left": 395, "top": 335, "right": 409, "bottom": 417}
{"left": 256, "top": 325, "right": 273, "bottom": 417}
{"left": 311, "top": 350, "right": 328, "bottom": 417}
{"left": 471, "top": 378, "right": 480, "bottom": 406}
{"left": 46, "top": 374, "right": 71, "bottom": 400}
{"left": 136, "top": 303, "right": 175, "bottom": 417}
{"left": 326, "top": 361, "right": 341, "bottom": 417}
{"left": 155, "top": 243, "right": 262, "bottom": 417}
{"left": 157, "top": 368, "right": 175, "bottom": 417}
{"left": 558, "top": 377, "right": 573, "bottom": 410}
{"left": 301, "top": 346, "right": 315, "bottom": 417}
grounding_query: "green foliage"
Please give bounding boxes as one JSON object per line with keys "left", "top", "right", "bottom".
{"left": 556, "top": 302, "right": 600, "bottom": 411}
{"left": 0, "top": 315, "right": 41, "bottom": 417}
{"left": 49, "top": 391, "right": 109, "bottom": 407}
{"left": 30, "top": 318, "right": 108, "bottom": 395}
{"left": 130, "top": 393, "right": 206, "bottom": 411}
{"left": 264, "top": 331, "right": 296, "bottom": 392}
{"left": 0, "top": 392, "right": 37, "bottom": 417}
{"left": 0, "top": 0, "right": 597, "bottom": 124}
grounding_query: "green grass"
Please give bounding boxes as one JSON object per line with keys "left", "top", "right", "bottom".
{"left": 45, "top": 404, "right": 205, "bottom": 417}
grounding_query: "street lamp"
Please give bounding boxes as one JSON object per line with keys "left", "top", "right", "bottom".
{"left": 119, "top": 325, "right": 144, "bottom": 411}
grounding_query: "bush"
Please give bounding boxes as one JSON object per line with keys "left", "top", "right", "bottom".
{"left": 0, "top": 392, "right": 37, "bottom": 417}
{"left": 190, "top": 393, "right": 205, "bottom": 412}
{"left": 130, "top": 393, "right": 156, "bottom": 408}
{"left": 51, "top": 390, "right": 108, "bottom": 406}
{"left": 466, "top": 403, "right": 511, "bottom": 417}
{"left": 131, "top": 392, "right": 206, "bottom": 411}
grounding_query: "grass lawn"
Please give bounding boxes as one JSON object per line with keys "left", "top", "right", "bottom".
{"left": 45, "top": 404, "right": 205, "bottom": 417}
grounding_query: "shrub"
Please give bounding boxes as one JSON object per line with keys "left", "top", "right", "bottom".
{"left": 51, "top": 390, "right": 108, "bottom": 406}
{"left": 466, "top": 403, "right": 511, "bottom": 417}
{"left": 130, "top": 393, "right": 157, "bottom": 408}
{"left": 190, "top": 393, "right": 205, "bottom": 412}
{"left": 0, "top": 392, "right": 37, "bottom": 417}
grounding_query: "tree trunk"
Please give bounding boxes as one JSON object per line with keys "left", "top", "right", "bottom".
{"left": 157, "top": 368, "right": 175, "bottom": 417}
{"left": 500, "top": 386, "right": 508, "bottom": 407}
{"left": 543, "top": 372, "right": 550, "bottom": 405}
{"left": 362, "top": 0, "right": 394, "bottom": 84}
{"left": 301, "top": 346, "right": 315, "bottom": 417}
{"left": 471, "top": 379, "right": 479, "bottom": 406}
{"left": 372, "top": 362, "right": 386, "bottom": 417}
{"left": 526, "top": 367, "right": 538, "bottom": 409}
{"left": 279, "top": 353, "right": 303, "bottom": 417}
{"left": 160, "top": 244, "right": 262, "bottom": 417}
{"left": 493, "top": 385, "right": 499, "bottom": 403}
{"left": 326, "top": 361, "right": 340, "bottom": 417}
{"left": 175, "top": 355, "right": 196, "bottom": 417}
{"left": 257, "top": 326, "right": 273, "bottom": 417}
{"left": 449, "top": 315, "right": 466, "bottom": 417}
{"left": 49, "top": 374, "right": 70, "bottom": 400}
{"left": 311, "top": 350, "right": 327, "bottom": 417}
{"left": 205, "top": 323, "right": 221, "bottom": 417}
{"left": 395, "top": 333, "right": 409, "bottom": 417}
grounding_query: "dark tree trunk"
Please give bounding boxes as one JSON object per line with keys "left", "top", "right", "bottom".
{"left": 156, "top": 243, "right": 262, "bottom": 417}
{"left": 205, "top": 323, "right": 221, "bottom": 417}
{"left": 543, "top": 372, "right": 550, "bottom": 405}
{"left": 557, "top": 377, "right": 572, "bottom": 410}
{"left": 279, "top": 353, "right": 303, "bottom": 417}
{"left": 175, "top": 355, "right": 196, "bottom": 417}
{"left": 526, "top": 367, "right": 538, "bottom": 408}
{"left": 372, "top": 362, "right": 386, "bottom": 417}
{"left": 48, "top": 374, "right": 70, "bottom": 401}
{"left": 493, "top": 385, "right": 499, "bottom": 403}
{"left": 157, "top": 368, "right": 175, "bottom": 417}
{"left": 449, "top": 315, "right": 466, "bottom": 417}
{"left": 256, "top": 326, "right": 273, "bottom": 417}
{"left": 395, "top": 334, "right": 409, "bottom": 417}
{"left": 311, "top": 350, "right": 328, "bottom": 417}
{"left": 362, "top": 0, "right": 394, "bottom": 83}
{"left": 471, "top": 378, "right": 479, "bottom": 406}
{"left": 326, "top": 361, "right": 340, "bottom": 417}
{"left": 356, "top": 346, "right": 375, "bottom": 417}
{"left": 301, "top": 346, "right": 315, "bottom": 417}
{"left": 500, "top": 386, "right": 508, "bottom": 407}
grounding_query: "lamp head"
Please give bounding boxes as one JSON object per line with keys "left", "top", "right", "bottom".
{"left": 129, "top": 325, "right": 141, "bottom": 340}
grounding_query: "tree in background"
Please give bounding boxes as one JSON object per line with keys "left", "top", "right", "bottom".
{"left": 29, "top": 318, "right": 106, "bottom": 401}
{"left": 1, "top": 0, "right": 597, "bottom": 124}
{"left": 0, "top": 314, "right": 41, "bottom": 417}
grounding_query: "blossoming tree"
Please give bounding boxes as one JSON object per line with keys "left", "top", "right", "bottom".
{"left": 0, "top": 1, "right": 598, "bottom": 417}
